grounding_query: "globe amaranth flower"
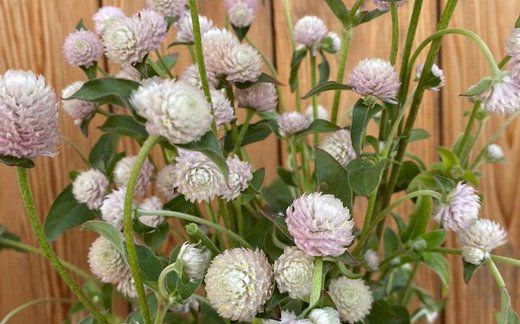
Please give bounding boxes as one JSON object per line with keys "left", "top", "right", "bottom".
{"left": 305, "top": 104, "right": 328, "bottom": 121}
{"left": 349, "top": 58, "right": 400, "bottom": 102}
{"left": 415, "top": 63, "right": 446, "bottom": 91}
{"left": 147, "top": 0, "right": 187, "bottom": 18}
{"left": 434, "top": 182, "right": 480, "bottom": 232}
{"left": 277, "top": 111, "right": 311, "bottom": 137}
{"left": 136, "top": 9, "right": 168, "bottom": 49}
{"left": 458, "top": 219, "right": 507, "bottom": 265}
{"left": 113, "top": 156, "right": 154, "bottom": 196}
{"left": 63, "top": 30, "right": 102, "bottom": 67}
{"left": 324, "top": 32, "right": 341, "bottom": 54}
{"left": 115, "top": 65, "right": 142, "bottom": 82}
{"left": 487, "top": 143, "right": 505, "bottom": 161}
{"left": 221, "top": 155, "right": 253, "bottom": 201}
{"left": 72, "top": 169, "right": 109, "bottom": 210}
{"left": 139, "top": 196, "right": 165, "bottom": 228}
{"left": 273, "top": 246, "right": 314, "bottom": 300}
{"left": 308, "top": 308, "right": 341, "bottom": 324}
{"left": 364, "top": 249, "right": 379, "bottom": 271}
{"left": 173, "top": 150, "right": 225, "bottom": 202}
{"left": 286, "top": 192, "right": 355, "bottom": 256}
{"left": 100, "top": 187, "right": 128, "bottom": 230}
{"left": 225, "top": 0, "right": 259, "bottom": 27}
{"left": 211, "top": 89, "right": 235, "bottom": 126}
{"left": 179, "top": 64, "right": 219, "bottom": 89}
{"left": 175, "top": 13, "right": 214, "bottom": 43}
{"left": 131, "top": 79, "right": 213, "bottom": 145}
{"left": 157, "top": 164, "right": 178, "bottom": 199}
{"left": 294, "top": 16, "right": 328, "bottom": 54}
{"left": 319, "top": 130, "right": 357, "bottom": 168}
{"left": 224, "top": 44, "right": 263, "bottom": 83}
{"left": 236, "top": 82, "right": 278, "bottom": 112}
{"left": 479, "top": 75, "right": 520, "bottom": 115}
{"left": 202, "top": 28, "right": 240, "bottom": 74}
{"left": 178, "top": 242, "right": 212, "bottom": 280}
{"left": 116, "top": 275, "right": 138, "bottom": 298}
{"left": 509, "top": 57, "right": 520, "bottom": 81}
{"left": 505, "top": 28, "right": 520, "bottom": 59}
{"left": 92, "top": 6, "right": 126, "bottom": 34}
{"left": 0, "top": 70, "right": 60, "bottom": 159}
{"left": 205, "top": 248, "right": 273, "bottom": 321}
{"left": 373, "top": 0, "right": 406, "bottom": 11}
{"left": 328, "top": 277, "right": 373, "bottom": 323}
{"left": 61, "top": 81, "right": 96, "bottom": 125}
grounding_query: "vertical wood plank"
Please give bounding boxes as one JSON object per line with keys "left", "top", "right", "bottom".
{"left": 440, "top": 1, "right": 520, "bottom": 323}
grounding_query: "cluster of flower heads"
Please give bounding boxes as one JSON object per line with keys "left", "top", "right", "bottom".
{"left": 293, "top": 16, "right": 341, "bottom": 55}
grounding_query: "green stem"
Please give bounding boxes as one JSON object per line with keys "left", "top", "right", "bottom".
{"left": 288, "top": 138, "right": 304, "bottom": 194}
{"left": 234, "top": 109, "right": 255, "bottom": 155}
{"left": 430, "top": 247, "right": 520, "bottom": 268}
{"left": 399, "top": 262, "right": 419, "bottom": 304}
{"left": 487, "top": 258, "right": 506, "bottom": 288}
{"left": 282, "top": 0, "right": 302, "bottom": 112}
{"left": 15, "top": 168, "right": 107, "bottom": 324}
{"left": 185, "top": 223, "right": 221, "bottom": 255}
{"left": 309, "top": 257, "right": 323, "bottom": 307}
{"left": 123, "top": 135, "right": 159, "bottom": 324}
{"left": 153, "top": 300, "right": 169, "bottom": 324}
{"left": 95, "top": 107, "right": 113, "bottom": 117}
{"left": 158, "top": 263, "right": 177, "bottom": 300}
{"left": 234, "top": 198, "right": 245, "bottom": 238}
{"left": 309, "top": 53, "right": 319, "bottom": 146}
{"left": 331, "top": 27, "right": 353, "bottom": 124}
{"left": 0, "top": 298, "right": 74, "bottom": 324}
{"left": 389, "top": 2, "right": 399, "bottom": 65}
{"left": 154, "top": 50, "right": 174, "bottom": 79}
{"left": 62, "top": 135, "right": 89, "bottom": 167}
{"left": 97, "top": 66, "right": 110, "bottom": 77}
{"left": 429, "top": 247, "right": 461, "bottom": 255}
{"left": 456, "top": 102, "right": 481, "bottom": 158}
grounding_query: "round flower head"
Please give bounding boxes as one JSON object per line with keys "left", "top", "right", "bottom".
{"left": 224, "top": 44, "right": 263, "bottom": 83}
{"left": 147, "top": 0, "right": 187, "bottom": 18}
{"left": 202, "top": 28, "right": 240, "bottom": 76}
{"left": 225, "top": 0, "right": 259, "bottom": 27}
{"left": 0, "top": 70, "right": 60, "bottom": 159}
{"left": 157, "top": 164, "right": 178, "bottom": 199}
{"left": 178, "top": 242, "right": 212, "bottom": 280}
{"left": 510, "top": 57, "right": 520, "bottom": 81}
{"left": 373, "top": 0, "right": 406, "bottom": 11}
{"left": 93, "top": 6, "right": 126, "bottom": 34}
{"left": 139, "top": 196, "right": 165, "bottom": 228}
{"left": 415, "top": 63, "right": 446, "bottom": 91}
{"left": 364, "top": 249, "right": 379, "bottom": 271}
{"left": 135, "top": 9, "right": 168, "bottom": 51}
{"left": 434, "top": 182, "right": 480, "bottom": 232}
{"left": 506, "top": 28, "right": 520, "bottom": 59}
{"left": 319, "top": 130, "right": 357, "bottom": 168}
{"left": 211, "top": 89, "right": 235, "bottom": 126}
{"left": 72, "top": 169, "right": 109, "bottom": 210}
{"left": 487, "top": 143, "right": 505, "bottom": 160}
{"left": 115, "top": 65, "right": 142, "bottom": 82}
{"left": 131, "top": 79, "right": 213, "bottom": 144}
{"left": 88, "top": 236, "right": 130, "bottom": 284}
{"left": 61, "top": 81, "right": 96, "bottom": 125}
{"left": 63, "top": 30, "right": 102, "bottom": 67}
{"left": 308, "top": 308, "right": 341, "bottom": 324}
{"left": 458, "top": 219, "right": 507, "bottom": 255}
{"left": 328, "top": 277, "right": 373, "bottom": 323}
{"left": 294, "top": 16, "right": 328, "bottom": 53}
{"left": 221, "top": 155, "right": 253, "bottom": 201}
{"left": 100, "top": 187, "right": 128, "bottom": 230}
{"left": 286, "top": 192, "right": 355, "bottom": 256}
{"left": 116, "top": 275, "right": 138, "bottom": 298}
{"left": 305, "top": 104, "right": 328, "bottom": 121}
{"left": 349, "top": 58, "right": 400, "bottom": 102}
{"left": 180, "top": 64, "right": 219, "bottom": 89}
{"left": 273, "top": 246, "right": 314, "bottom": 300}
{"left": 325, "top": 32, "right": 341, "bottom": 53}
{"left": 277, "top": 111, "right": 310, "bottom": 136}
{"left": 205, "top": 248, "right": 273, "bottom": 321}
{"left": 175, "top": 13, "right": 214, "bottom": 43}
{"left": 236, "top": 82, "right": 278, "bottom": 112}
{"left": 113, "top": 156, "right": 154, "bottom": 196}
{"left": 462, "top": 245, "right": 489, "bottom": 265}
{"left": 479, "top": 75, "right": 520, "bottom": 115}
{"left": 173, "top": 150, "right": 225, "bottom": 203}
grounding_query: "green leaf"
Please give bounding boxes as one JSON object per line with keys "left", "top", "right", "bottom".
{"left": 356, "top": 9, "right": 387, "bottom": 26}
{"left": 0, "top": 225, "right": 22, "bottom": 252}
{"left": 496, "top": 288, "right": 520, "bottom": 324}
{"left": 80, "top": 114, "right": 95, "bottom": 137}
{"left": 395, "top": 160, "right": 421, "bottom": 192}
{"left": 168, "top": 40, "right": 195, "bottom": 47}
{"left": 164, "top": 195, "right": 200, "bottom": 216}
{"left": 463, "top": 260, "right": 481, "bottom": 283}
{"left": 68, "top": 78, "right": 141, "bottom": 108}
{"left": 100, "top": 115, "right": 148, "bottom": 144}
{"left": 302, "top": 80, "right": 351, "bottom": 99}
{"left": 383, "top": 228, "right": 400, "bottom": 258}
{"left": 277, "top": 167, "right": 296, "bottom": 187}
{"left": 366, "top": 300, "right": 410, "bottom": 324}
{"left": 75, "top": 19, "right": 87, "bottom": 31}
{"left": 409, "top": 128, "right": 430, "bottom": 143}
{"left": 89, "top": 133, "right": 120, "bottom": 174}
{"left": 290, "top": 47, "right": 308, "bottom": 92}
{"left": 81, "top": 220, "right": 125, "bottom": 255}
{"left": 462, "top": 77, "right": 494, "bottom": 97}
{"left": 400, "top": 196, "right": 433, "bottom": 242}
{"left": 159, "top": 53, "right": 178, "bottom": 71}
{"left": 421, "top": 252, "right": 450, "bottom": 293}
{"left": 315, "top": 148, "right": 353, "bottom": 210}
{"left": 234, "top": 73, "right": 283, "bottom": 89}
{"left": 351, "top": 99, "right": 381, "bottom": 155}
{"left": 295, "top": 119, "right": 340, "bottom": 137}
{"left": 420, "top": 230, "right": 446, "bottom": 249}
{"left": 80, "top": 63, "right": 98, "bottom": 80}
{"left": 142, "top": 223, "right": 169, "bottom": 250}
{"left": 262, "top": 179, "right": 294, "bottom": 213}
{"left": 177, "top": 132, "right": 228, "bottom": 178}
{"left": 135, "top": 244, "right": 164, "bottom": 283}
{"left": 347, "top": 159, "right": 387, "bottom": 196}
{"left": 324, "top": 0, "right": 349, "bottom": 24}
{"left": 231, "top": 24, "right": 250, "bottom": 41}
{"left": 44, "top": 185, "right": 96, "bottom": 241}
{"left": 0, "top": 155, "right": 34, "bottom": 168}
{"left": 437, "top": 147, "right": 460, "bottom": 172}
{"left": 224, "top": 119, "right": 277, "bottom": 151}
{"left": 318, "top": 53, "right": 330, "bottom": 84}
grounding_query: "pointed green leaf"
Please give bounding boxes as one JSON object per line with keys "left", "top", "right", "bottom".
{"left": 81, "top": 220, "right": 125, "bottom": 255}
{"left": 295, "top": 119, "right": 340, "bottom": 137}
{"left": 290, "top": 47, "right": 308, "bottom": 92}
{"left": 315, "top": 148, "right": 353, "bottom": 210}
{"left": 351, "top": 99, "right": 381, "bottom": 155}
{"left": 100, "top": 115, "right": 148, "bottom": 144}
{"left": 400, "top": 195, "right": 433, "bottom": 242}
{"left": 68, "top": 78, "right": 141, "bottom": 108}
{"left": 302, "top": 80, "right": 351, "bottom": 99}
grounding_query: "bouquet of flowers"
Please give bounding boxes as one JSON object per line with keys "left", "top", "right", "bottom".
{"left": 1, "top": 0, "right": 520, "bottom": 323}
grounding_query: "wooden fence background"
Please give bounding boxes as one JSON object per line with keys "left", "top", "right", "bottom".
{"left": 1, "top": 0, "right": 519, "bottom": 323}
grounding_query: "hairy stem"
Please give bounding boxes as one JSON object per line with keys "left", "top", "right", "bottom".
{"left": 389, "top": 2, "right": 399, "bottom": 65}
{"left": 331, "top": 27, "right": 353, "bottom": 124}
{"left": 282, "top": 0, "right": 302, "bottom": 112}
{"left": 309, "top": 53, "right": 319, "bottom": 146}
{"left": 0, "top": 298, "right": 73, "bottom": 324}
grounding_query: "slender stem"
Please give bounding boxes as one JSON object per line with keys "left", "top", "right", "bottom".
{"left": 234, "top": 110, "right": 255, "bottom": 155}
{"left": 157, "top": 263, "right": 177, "bottom": 300}
{"left": 389, "top": 2, "right": 399, "bottom": 65}
{"left": 455, "top": 102, "right": 481, "bottom": 158}
{"left": 234, "top": 198, "right": 245, "bottom": 238}
{"left": 288, "top": 139, "right": 304, "bottom": 195}
{"left": 154, "top": 50, "right": 174, "bottom": 79}
{"left": 309, "top": 53, "right": 319, "bottom": 145}
{"left": 330, "top": 27, "right": 353, "bottom": 124}
{"left": 138, "top": 209, "right": 252, "bottom": 248}
{"left": 399, "top": 263, "right": 419, "bottom": 304}
{"left": 430, "top": 247, "right": 520, "bottom": 268}
{"left": 97, "top": 66, "right": 110, "bottom": 77}
{"left": 0, "top": 298, "right": 74, "bottom": 324}
{"left": 349, "top": 0, "right": 365, "bottom": 20}
{"left": 15, "top": 168, "right": 107, "bottom": 323}
{"left": 429, "top": 247, "right": 461, "bottom": 255}
{"left": 185, "top": 223, "right": 221, "bottom": 255}
{"left": 154, "top": 300, "right": 169, "bottom": 324}
{"left": 205, "top": 202, "right": 225, "bottom": 248}
{"left": 282, "top": 0, "right": 302, "bottom": 112}
{"left": 309, "top": 257, "right": 323, "bottom": 307}
{"left": 487, "top": 258, "right": 506, "bottom": 288}
{"left": 62, "top": 135, "right": 89, "bottom": 166}
{"left": 95, "top": 107, "right": 113, "bottom": 117}
{"left": 122, "top": 135, "right": 160, "bottom": 324}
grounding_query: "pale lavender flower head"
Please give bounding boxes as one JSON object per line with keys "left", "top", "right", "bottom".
{"left": 116, "top": 275, "right": 138, "bottom": 298}
{"left": 202, "top": 28, "right": 240, "bottom": 76}
{"left": 211, "top": 89, "right": 235, "bottom": 126}
{"left": 487, "top": 143, "right": 504, "bottom": 160}
{"left": 72, "top": 169, "right": 109, "bottom": 210}
{"left": 178, "top": 242, "right": 212, "bottom": 280}
{"left": 509, "top": 57, "right": 520, "bottom": 81}
{"left": 236, "top": 82, "right": 278, "bottom": 112}
{"left": 147, "top": 0, "right": 187, "bottom": 18}
{"left": 93, "top": 6, "right": 126, "bottom": 34}
{"left": 320, "top": 130, "right": 356, "bottom": 168}
{"left": 309, "top": 308, "right": 341, "bottom": 324}
{"left": 63, "top": 30, "right": 102, "bottom": 67}
{"left": 139, "top": 196, "right": 165, "bottom": 228}
{"left": 115, "top": 66, "right": 142, "bottom": 82}
{"left": 205, "top": 248, "right": 274, "bottom": 321}
{"left": 461, "top": 246, "right": 489, "bottom": 265}
{"left": 221, "top": 155, "right": 253, "bottom": 201}
{"left": 505, "top": 28, "right": 520, "bottom": 59}
{"left": 88, "top": 236, "right": 131, "bottom": 284}
{"left": 175, "top": 13, "right": 214, "bottom": 43}
{"left": 434, "top": 182, "right": 480, "bottom": 232}
{"left": 225, "top": 0, "right": 259, "bottom": 27}
{"left": 364, "top": 249, "right": 379, "bottom": 271}
{"left": 294, "top": 16, "right": 328, "bottom": 53}
{"left": 415, "top": 63, "right": 446, "bottom": 91}
{"left": 479, "top": 75, "right": 520, "bottom": 115}
{"left": 173, "top": 150, "right": 225, "bottom": 203}
{"left": 349, "top": 58, "right": 400, "bottom": 102}
{"left": 224, "top": 44, "right": 263, "bottom": 83}
{"left": 328, "top": 277, "right": 373, "bottom": 323}
{"left": 373, "top": 0, "right": 406, "bottom": 11}
{"left": 0, "top": 70, "right": 60, "bottom": 159}
{"left": 458, "top": 219, "right": 507, "bottom": 253}
{"left": 100, "top": 187, "right": 128, "bottom": 230}
{"left": 113, "top": 156, "right": 154, "bottom": 196}
{"left": 180, "top": 64, "right": 219, "bottom": 89}
{"left": 286, "top": 192, "right": 355, "bottom": 256}
{"left": 273, "top": 246, "right": 314, "bottom": 300}
{"left": 305, "top": 104, "right": 328, "bottom": 121}
{"left": 61, "top": 81, "right": 96, "bottom": 125}
{"left": 130, "top": 79, "right": 213, "bottom": 144}
{"left": 278, "top": 111, "right": 310, "bottom": 136}
{"left": 156, "top": 164, "right": 178, "bottom": 199}
{"left": 136, "top": 9, "right": 168, "bottom": 51}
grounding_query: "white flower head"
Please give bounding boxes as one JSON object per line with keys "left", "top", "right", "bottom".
{"left": 479, "top": 75, "right": 520, "bottom": 115}
{"left": 294, "top": 16, "right": 328, "bottom": 54}
{"left": 273, "top": 246, "right": 314, "bottom": 300}
{"left": 305, "top": 104, "right": 328, "bottom": 121}
{"left": 415, "top": 63, "right": 446, "bottom": 91}
{"left": 147, "top": 0, "right": 187, "bottom": 18}
{"left": 308, "top": 307, "right": 341, "bottom": 324}
{"left": 225, "top": 0, "right": 259, "bottom": 27}
{"left": 92, "top": 6, "right": 126, "bottom": 34}
{"left": 487, "top": 143, "right": 504, "bottom": 161}
{"left": 277, "top": 111, "right": 311, "bottom": 137}
{"left": 62, "top": 30, "right": 103, "bottom": 67}
{"left": 88, "top": 236, "right": 130, "bottom": 284}
{"left": 236, "top": 82, "right": 278, "bottom": 112}
{"left": 157, "top": 164, "right": 178, "bottom": 199}
{"left": 72, "top": 169, "right": 109, "bottom": 210}
{"left": 211, "top": 89, "right": 235, "bottom": 126}
{"left": 221, "top": 155, "right": 253, "bottom": 201}
{"left": 179, "top": 64, "right": 219, "bottom": 89}
{"left": 325, "top": 32, "right": 342, "bottom": 53}
{"left": 434, "top": 182, "right": 480, "bottom": 232}
{"left": 349, "top": 58, "right": 401, "bottom": 102}
{"left": 461, "top": 245, "right": 489, "bottom": 265}
{"left": 373, "top": 0, "right": 406, "bottom": 11}
{"left": 178, "top": 242, "right": 212, "bottom": 280}
{"left": 202, "top": 28, "right": 240, "bottom": 76}
{"left": 113, "top": 156, "right": 154, "bottom": 196}
{"left": 328, "top": 277, "right": 373, "bottom": 323}
{"left": 139, "top": 196, "right": 164, "bottom": 228}
{"left": 117, "top": 275, "right": 138, "bottom": 298}
{"left": 61, "top": 81, "right": 96, "bottom": 125}
{"left": 175, "top": 13, "right": 214, "bottom": 43}
{"left": 458, "top": 219, "right": 507, "bottom": 255}
{"left": 364, "top": 249, "right": 379, "bottom": 271}
{"left": 506, "top": 28, "right": 520, "bottom": 59}
{"left": 225, "top": 44, "right": 263, "bottom": 83}
{"left": 100, "top": 187, "right": 129, "bottom": 230}
{"left": 319, "top": 130, "right": 357, "bottom": 168}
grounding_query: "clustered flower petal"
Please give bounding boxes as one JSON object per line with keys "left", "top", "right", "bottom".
{"left": 63, "top": 30, "right": 102, "bottom": 67}
{"left": 61, "top": 81, "right": 96, "bottom": 125}
{"left": 273, "top": 246, "right": 314, "bottom": 300}
{"left": 319, "top": 130, "right": 357, "bottom": 168}
{"left": 147, "top": 0, "right": 187, "bottom": 18}
{"left": 487, "top": 143, "right": 504, "bottom": 160}
{"left": 373, "top": 0, "right": 406, "bottom": 11}
{"left": 180, "top": 64, "right": 219, "bottom": 89}
{"left": 277, "top": 111, "right": 311, "bottom": 136}
{"left": 434, "top": 182, "right": 480, "bottom": 232}
{"left": 175, "top": 13, "right": 214, "bottom": 43}
{"left": 325, "top": 32, "right": 342, "bottom": 53}
{"left": 286, "top": 192, "right": 355, "bottom": 256}
{"left": 205, "top": 248, "right": 273, "bottom": 321}
{"left": 294, "top": 16, "right": 328, "bottom": 53}
{"left": 137, "top": 9, "right": 169, "bottom": 50}
{"left": 72, "top": 169, "right": 109, "bottom": 210}
{"left": 364, "top": 249, "right": 379, "bottom": 271}
{"left": 178, "top": 242, "right": 212, "bottom": 280}
{"left": 458, "top": 219, "right": 507, "bottom": 264}
{"left": 0, "top": 70, "right": 60, "bottom": 159}
{"left": 349, "top": 58, "right": 401, "bottom": 102}
{"left": 328, "top": 277, "right": 373, "bottom": 323}
{"left": 211, "top": 89, "right": 235, "bottom": 126}
{"left": 479, "top": 75, "right": 520, "bottom": 115}
{"left": 115, "top": 66, "right": 142, "bottom": 81}
{"left": 510, "top": 57, "right": 520, "bottom": 81}
{"left": 131, "top": 79, "right": 213, "bottom": 144}
{"left": 305, "top": 104, "right": 328, "bottom": 121}
{"left": 92, "top": 6, "right": 126, "bottom": 34}
{"left": 157, "top": 164, "right": 178, "bottom": 199}
{"left": 113, "top": 156, "right": 154, "bottom": 196}
{"left": 100, "top": 187, "right": 128, "bottom": 230}
{"left": 505, "top": 28, "right": 520, "bottom": 58}
{"left": 139, "top": 196, "right": 165, "bottom": 228}
{"left": 202, "top": 28, "right": 240, "bottom": 74}
{"left": 415, "top": 63, "right": 446, "bottom": 91}
{"left": 236, "top": 83, "right": 278, "bottom": 112}
{"left": 225, "top": 0, "right": 259, "bottom": 27}
{"left": 221, "top": 155, "right": 253, "bottom": 201}
{"left": 308, "top": 308, "right": 341, "bottom": 324}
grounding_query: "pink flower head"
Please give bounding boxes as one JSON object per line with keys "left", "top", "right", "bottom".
{"left": 225, "top": 44, "right": 263, "bottom": 83}
{"left": 100, "top": 187, "right": 128, "bottom": 230}
{"left": 61, "top": 81, "right": 96, "bottom": 125}
{"left": 286, "top": 192, "right": 355, "bottom": 256}
{"left": 415, "top": 63, "right": 446, "bottom": 91}
{"left": 294, "top": 16, "right": 328, "bottom": 53}
{"left": 147, "top": 0, "right": 187, "bottom": 18}
{"left": 202, "top": 28, "right": 240, "bottom": 76}
{"left": 221, "top": 155, "right": 253, "bottom": 201}
{"left": 225, "top": 0, "right": 259, "bottom": 27}
{"left": 505, "top": 28, "right": 520, "bottom": 59}
{"left": 0, "top": 70, "right": 60, "bottom": 159}
{"left": 175, "top": 13, "right": 214, "bottom": 43}
{"left": 277, "top": 111, "right": 310, "bottom": 136}
{"left": 434, "top": 182, "right": 480, "bottom": 232}
{"left": 113, "top": 156, "right": 154, "bottom": 196}
{"left": 135, "top": 9, "right": 168, "bottom": 51}
{"left": 63, "top": 30, "right": 102, "bottom": 67}
{"left": 509, "top": 57, "right": 520, "bottom": 81}
{"left": 92, "top": 6, "right": 126, "bottom": 34}
{"left": 139, "top": 196, "right": 165, "bottom": 228}
{"left": 236, "top": 82, "right": 278, "bottom": 112}
{"left": 349, "top": 58, "right": 400, "bottom": 102}
{"left": 479, "top": 75, "right": 520, "bottom": 115}
{"left": 373, "top": 0, "right": 406, "bottom": 11}
{"left": 211, "top": 89, "right": 235, "bottom": 126}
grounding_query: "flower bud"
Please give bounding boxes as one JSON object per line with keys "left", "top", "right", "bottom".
{"left": 178, "top": 242, "right": 212, "bottom": 280}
